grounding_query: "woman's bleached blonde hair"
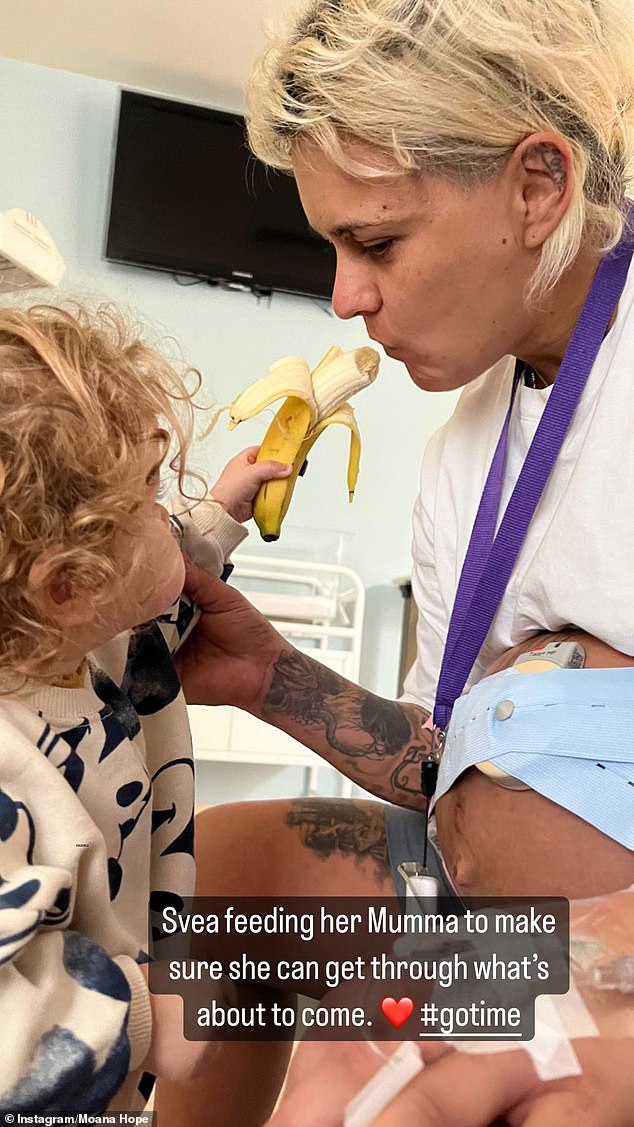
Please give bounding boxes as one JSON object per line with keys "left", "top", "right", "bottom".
{"left": 247, "top": 0, "right": 634, "bottom": 300}
{"left": 0, "top": 303, "right": 202, "bottom": 681}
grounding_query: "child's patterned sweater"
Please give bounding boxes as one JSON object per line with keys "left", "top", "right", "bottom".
{"left": 0, "top": 502, "right": 245, "bottom": 1114}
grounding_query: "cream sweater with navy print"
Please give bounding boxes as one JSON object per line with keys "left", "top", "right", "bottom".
{"left": 0, "top": 501, "right": 246, "bottom": 1114}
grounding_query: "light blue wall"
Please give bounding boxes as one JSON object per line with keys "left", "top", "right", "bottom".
{"left": 0, "top": 56, "right": 458, "bottom": 804}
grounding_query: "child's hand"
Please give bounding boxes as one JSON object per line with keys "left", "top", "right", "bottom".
{"left": 142, "top": 963, "right": 226, "bottom": 1081}
{"left": 144, "top": 988, "right": 217, "bottom": 1082}
{"left": 210, "top": 446, "right": 292, "bottom": 524}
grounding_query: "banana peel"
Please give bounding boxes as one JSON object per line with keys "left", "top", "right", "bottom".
{"left": 228, "top": 346, "right": 379, "bottom": 541}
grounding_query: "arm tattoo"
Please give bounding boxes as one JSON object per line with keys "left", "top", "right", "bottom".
{"left": 285, "top": 799, "right": 391, "bottom": 885}
{"left": 265, "top": 650, "right": 432, "bottom": 805}
{"left": 265, "top": 628, "right": 584, "bottom": 805}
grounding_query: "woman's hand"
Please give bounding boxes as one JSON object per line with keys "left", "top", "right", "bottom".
{"left": 210, "top": 446, "right": 291, "bottom": 523}
{"left": 373, "top": 1038, "right": 634, "bottom": 1127}
{"left": 266, "top": 1036, "right": 634, "bottom": 1127}
{"left": 175, "top": 559, "right": 290, "bottom": 710}
{"left": 266, "top": 1039, "right": 408, "bottom": 1127}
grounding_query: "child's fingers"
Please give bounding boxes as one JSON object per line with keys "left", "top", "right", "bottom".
{"left": 251, "top": 459, "right": 293, "bottom": 480}
{"left": 240, "top": 445, "right": 260, "bottom": 464}
{"left": 238, "top": 447, "right": 293, "bottom": 474}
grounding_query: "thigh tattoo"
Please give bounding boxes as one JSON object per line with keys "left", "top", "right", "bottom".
{"left": 285, "top": 799, "right": 390, "bottom": 885}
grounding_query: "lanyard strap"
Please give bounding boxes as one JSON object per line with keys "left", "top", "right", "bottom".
{"left": 433, "top": 227, "right": 634, "bottom": 732}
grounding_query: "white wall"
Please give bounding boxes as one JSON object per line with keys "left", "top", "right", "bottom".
{"left": 0, "top": 56, "right": 458, "bottom": 803}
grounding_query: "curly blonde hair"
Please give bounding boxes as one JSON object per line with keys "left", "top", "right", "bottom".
{"left": 247, "top": 0, "right": 634, "bottom": 300}
{"left": 0, "top": 303, "right": 202, "bottom": 681}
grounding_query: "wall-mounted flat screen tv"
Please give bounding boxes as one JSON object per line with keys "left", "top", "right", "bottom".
{"left": 106, "top": 90, "right": 336, "bottom": 301}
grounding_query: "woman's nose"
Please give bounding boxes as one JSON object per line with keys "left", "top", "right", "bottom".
{"left": 331, "top": 260, "right": 382, "bottom": 321}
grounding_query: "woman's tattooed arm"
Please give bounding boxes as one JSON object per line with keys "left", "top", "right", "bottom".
{"left": 262, "top": 649, "right": 431, "bottom": 809}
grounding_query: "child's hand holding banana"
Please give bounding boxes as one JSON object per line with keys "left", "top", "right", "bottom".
{"left": 228, "top": 345, "right": 380, "bottom": 540}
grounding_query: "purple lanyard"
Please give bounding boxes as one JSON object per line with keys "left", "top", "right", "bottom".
{"left": 433, "top": 225, "right": 634, "bottom": 734}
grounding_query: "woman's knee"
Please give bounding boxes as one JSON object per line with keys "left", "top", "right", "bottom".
{"left": 194, "top": 797, "right": 391, "bottom": 897}
{"left": 194, "top": 799, "right": 294, "bottom": 895}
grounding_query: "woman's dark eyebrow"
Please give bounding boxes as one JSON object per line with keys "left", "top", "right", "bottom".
{"left": 309, "top": 219, "right": 392, "bottom": 239}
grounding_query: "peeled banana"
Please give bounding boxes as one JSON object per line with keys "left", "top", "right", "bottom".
{"left": 228, "top": 346, "right": 380, "bottom": 541}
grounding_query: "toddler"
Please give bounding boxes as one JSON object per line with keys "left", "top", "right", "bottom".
{"left": 0, "top": 304, "right": 288, "bottom": 1114}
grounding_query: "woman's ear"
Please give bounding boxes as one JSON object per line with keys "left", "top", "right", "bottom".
{"left": 28, "top": 550, "right": 97, "bottom": 628}
{"left": 508, "top": 131, "right": 575, "bottom": 250}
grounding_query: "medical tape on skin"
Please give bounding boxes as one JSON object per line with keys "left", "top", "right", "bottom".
{"left": 455, "top": 980, "right": 598, "bottom": 1081}
{"left": 586, "top": 955, "right": 634, "bottom": 993}
{"left": 343, "top": 984, "right": 597, "bottom": 1125}
{"left": 435, "top": 667, "right": 634, "bottom": 849}
{"left": 343, "top": 1042, "right": 424, "bottom": 1127}
{"left": 572, "top": 887, "right": 634, "bottom": 993}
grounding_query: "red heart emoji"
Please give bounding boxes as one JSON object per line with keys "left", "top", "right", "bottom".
{"left": 381, "top": 996, "right": 414, "bottom": 1029}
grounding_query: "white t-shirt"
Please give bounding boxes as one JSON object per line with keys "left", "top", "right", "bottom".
{"left": 403, "top": 258, "right": 634, "bottom": 711}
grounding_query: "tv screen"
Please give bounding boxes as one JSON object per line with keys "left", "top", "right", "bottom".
{"left": 106, "top": 90, "right": 336, "bottom": 301}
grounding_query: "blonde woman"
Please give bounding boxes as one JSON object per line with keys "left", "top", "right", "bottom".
{"left": 158, "top": 0, "right": 634, "bottom": 1123}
